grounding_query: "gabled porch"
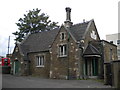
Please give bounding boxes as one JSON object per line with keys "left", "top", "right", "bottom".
{"left": 83, "top": 44, "right": 101, "bottom": 78}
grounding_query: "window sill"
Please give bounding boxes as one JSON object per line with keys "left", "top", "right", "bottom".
{"left": 36, "top": 65, "right": 44, "bottom": 68}
{"left": 60, "top": 39, "right": 66, "bottom": 41}
{"left": 59, "top": 55, "right": 67, "bottom": 58}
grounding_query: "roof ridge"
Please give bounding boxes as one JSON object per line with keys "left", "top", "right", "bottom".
{"left": 72, "top": 21, "right": 90, "bottom": 26}
{"left": 20, "top": 27, "right": 60, "bottom": 53}
{"left": 28, "top": 28, "right": 59, "bottom": 35}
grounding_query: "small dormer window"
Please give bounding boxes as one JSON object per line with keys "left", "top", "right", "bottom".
{"left": 60, "top": 32, "right": 66, "bottom": 40}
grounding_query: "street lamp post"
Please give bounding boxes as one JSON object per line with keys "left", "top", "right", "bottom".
{"left": 7, "top": 36, "right": 10, "bottom": 55}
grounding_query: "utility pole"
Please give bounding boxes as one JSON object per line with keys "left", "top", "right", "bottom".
{"left": 7, "top": 36, "right": 10, "bottom": 54}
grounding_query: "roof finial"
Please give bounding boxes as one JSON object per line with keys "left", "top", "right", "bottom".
{"left": 83, "top": 19, "right": 85, "bottom": 23}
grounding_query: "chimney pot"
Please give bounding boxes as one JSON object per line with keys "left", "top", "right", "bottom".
{"left": 65, "top": 7, "right": 71, "bottom": 21}
{"left": 64, "top": 7, "right": 73, "bottom": 28}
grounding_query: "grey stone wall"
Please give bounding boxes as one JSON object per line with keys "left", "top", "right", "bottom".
{"left": 28, "top": 51, "right": 50, "bottom": 78}
{"left": 11, "top": 46, "right": 25, "bottom": 75}
{"left": 50, "top": 26, "right": 81, "bottom": 79}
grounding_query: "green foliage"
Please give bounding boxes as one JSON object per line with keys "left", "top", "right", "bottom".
{"left": 13, "top": 8, "right": 59, "bottom": 42}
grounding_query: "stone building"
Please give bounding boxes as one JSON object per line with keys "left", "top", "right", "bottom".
{"left": 11, "top": 7, "right": 118, "bottom": 80}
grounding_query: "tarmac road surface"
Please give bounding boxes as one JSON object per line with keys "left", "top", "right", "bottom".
{"left": 2, "top": 74, "right": 112, "bottom": 88}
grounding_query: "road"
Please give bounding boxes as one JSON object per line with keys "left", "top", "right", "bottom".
{"left": 2, "top": 74, "right": 112, "bottom": 88}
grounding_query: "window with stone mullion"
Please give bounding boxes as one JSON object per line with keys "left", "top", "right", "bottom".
{"left": 59, "top": 45, "right": 67, "bottom": 57}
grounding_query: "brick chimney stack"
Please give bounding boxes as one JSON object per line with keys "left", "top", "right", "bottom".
{"left": 64, "top": 7, "right": 73, "bottom": 28}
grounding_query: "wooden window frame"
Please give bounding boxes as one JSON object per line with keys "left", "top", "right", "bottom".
{"left": 60, "top": 32, "right": 66, "bottom": 41}
{"left": 36, "top": 55, "right": 45, "bottom": 67}
{"left": 59, "top": 44, "right": 67, "bottom": 57}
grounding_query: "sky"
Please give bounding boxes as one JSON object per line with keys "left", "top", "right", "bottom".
{"left": 0, "top": 0, "right": 119, "bottom": 57}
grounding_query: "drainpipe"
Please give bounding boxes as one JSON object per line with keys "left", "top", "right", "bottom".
{"left": 13, "top": 61, "right": 15, "bottom": 75}
{"left": 67, "top": 31, "right": 70, "bottom": 80}
{"left": 78, "top": 40, "right": 84, "bottom": 79}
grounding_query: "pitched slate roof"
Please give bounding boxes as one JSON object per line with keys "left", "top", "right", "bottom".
{"left": 19, "top": 44, "right": 30, "bottom": 60}
{"left": 21, "top": 28, "right": 59, "bottom": 53}
{"left": 17, "top": 20, "right": 91, "bottom": 60}
{"left": 69, "top": 21, "right": 90, "bottom": 41}
{"left": 83, "top": 44, "right": 101, "bottom": 57}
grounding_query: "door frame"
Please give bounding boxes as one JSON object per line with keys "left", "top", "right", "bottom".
{"left": 84, "top": 57, "right": 98, "bottom": 76}
{"left": 13, "top": 60, "right": 20, "bottom": 75}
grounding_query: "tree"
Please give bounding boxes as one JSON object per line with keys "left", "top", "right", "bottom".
{"left": 13, "top": 8, "right": 59, "bottom": 42}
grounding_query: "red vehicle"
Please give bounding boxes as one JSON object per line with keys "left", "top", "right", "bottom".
{"left": 2, "top": 58, "right": 11, "bottom": 66}
{"left": 2, "top": 58, "right": 11, "bottom": 74}
{"left": 0, "top": 58, "right": 2, "bottom": 66}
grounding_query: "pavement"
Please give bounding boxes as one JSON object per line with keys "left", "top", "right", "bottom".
{"left": 2, "top": 74, "right": 113, "bottom": 88}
